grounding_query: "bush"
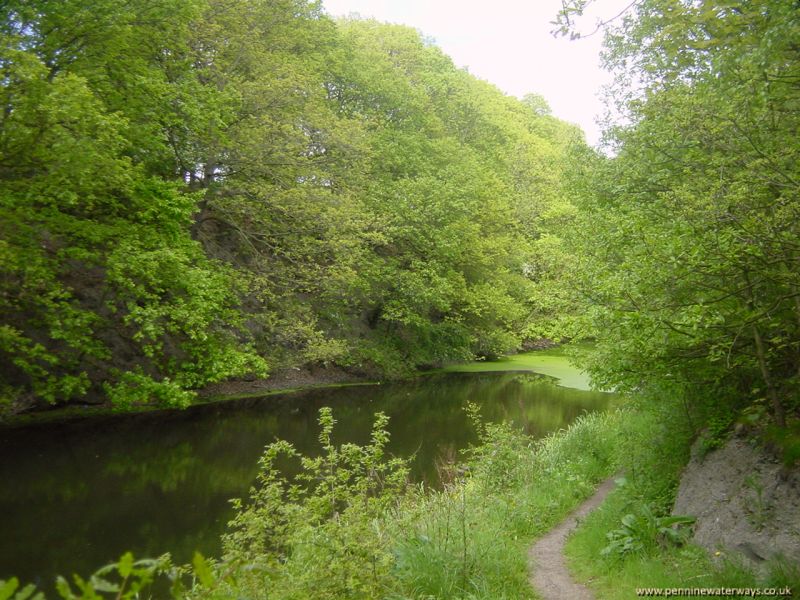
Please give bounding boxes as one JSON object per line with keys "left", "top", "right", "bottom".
{"left": 199, "top": 407, "right": 411, "bottom": 600}
{"left": 3, "top": 406, "right": 631, "bottom": 599}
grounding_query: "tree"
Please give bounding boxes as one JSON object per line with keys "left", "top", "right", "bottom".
{"left": 564, "top": 0, "right": 800, "bottom": 425}
{"left": 0, "top": 2, "right": 588, "bottom": 412}
{"left": 0, "top": 0, "right": 266, "bottom": 412}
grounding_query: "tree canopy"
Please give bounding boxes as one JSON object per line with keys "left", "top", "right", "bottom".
{"left": 560, "top": 0, "right": 800, "bottom": 427}
{"left": 0, "top": 0, "right": 581, "bottom": 413}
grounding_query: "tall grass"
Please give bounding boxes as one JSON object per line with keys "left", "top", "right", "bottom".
{"left": 389, "top": 408, "right": 626, "bottom": 599}
{"left": 563, "top": 400, "right": 800, "bottom": 599}
{"left": 4, "top": 407, "right": 631, "bottom": 599}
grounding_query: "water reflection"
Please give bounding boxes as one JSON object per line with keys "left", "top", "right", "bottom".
{"left": 0, "top": 372, "right": 611, "bottom": 588}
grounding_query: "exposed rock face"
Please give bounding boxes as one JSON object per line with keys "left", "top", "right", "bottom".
{"left": 673, "top": 437, "right": 800, "bottom": 570}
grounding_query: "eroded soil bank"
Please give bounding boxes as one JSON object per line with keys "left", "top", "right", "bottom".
{"left": 673, "top": 436, "right": 800, "bottom": 570}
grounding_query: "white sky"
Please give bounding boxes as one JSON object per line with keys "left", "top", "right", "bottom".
{"left": 321, "top": 0, "right": 629, "bottom": 147}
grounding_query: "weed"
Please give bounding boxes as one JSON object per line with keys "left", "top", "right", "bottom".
{"left": 743, "top": 474, "right": 771, "bottom": 531}
{"left": 2, "top": 407, "right": 628, "bottom": 600}
{"left": 601, "top": 504, "right": 695, "bottom": 557}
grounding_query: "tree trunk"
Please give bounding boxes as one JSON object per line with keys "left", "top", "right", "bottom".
{"left": 752, "top": 323, "right": 785, "bottom": 427}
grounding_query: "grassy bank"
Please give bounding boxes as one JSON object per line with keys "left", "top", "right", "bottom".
{"left": 1, "top": 402, "right": 626, "bottom": 599}
{"left": 183, "top": 405, "right": 629, "bottom": 600}
{"left": 563, "top": 401, "right": 799, "bottom": 599}
{"left": 388, "top": 407, "right": 624, "bottom": 598}
{"left": 13, "top": 390, "right": 791, "bottom": 599}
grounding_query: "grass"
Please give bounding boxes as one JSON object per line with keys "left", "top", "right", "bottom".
{"left": 562, "top": 401, "right": 800, "bottom": 599}
{"left": 9, "top": 359, "right": 797, "bottom": 599}
{"left": 564, "top": 487, "right": 760, "bottom": 599}
{"left": 20, "top": 393, "right": 792, "bottom": 599}
{"left": 4, "top": 402, "right": 630, "bottom": 599}
{"left": 389, "top": 408, "right": 628, "bottom": 598}
{"left": 28, "top": 358, "right": 787, "bottom": 599}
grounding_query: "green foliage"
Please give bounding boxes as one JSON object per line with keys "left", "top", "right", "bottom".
{"left": 54, "top": 553, "right": 180, "bottom": 600}
{"left": 1, "top": 553, "right": 183, "bottom": 600}
{"left": 321, "top": 18, "right": 578, "bottom": 371}
{"left": 698, "top": 411, "right": 735, "bottom": 457}
{"left": 0, "top": 578, "right": 44, "bottom": 600}
{"left": 764, "top": 419, "right": 800, "bottom": 468}
{"left": 463, "top": 402, "right": 534, "bottom": 490}
{"left": 1, "top": 1, "right": 580, "bottom": 412}
{"left": 765, "top": 557, "right": 800, "bottom": 592}
{"left": 564, "top": 403, "right": 797, "bottom": 597}
{"left": 391, "top": 409, "right": 624, "bottom": 599}
{"left": 2, "top": 405, "right": 629, "bottom": 600}
{"left": 192, "top": 407, "right": 411, "bottom": 600}
{"left": 617, "top": 392, "right": 695, "bottom": 514}
{"left": 567, "top": 491, "right": 761, "bottom": 599}
{"left": 742, "top": 474, "right": 771, "bottom": 532}
{"left": 103, "top": 371, "right": 196, "bottom": 411}
{"left": 601, "top": 503, "right": 694, "bottom": 558}
{"left": 561, "top": 0, "right": 800, "bottom": 434}
{"left": 0, "top": 0, "right": 269, "bottom": 413}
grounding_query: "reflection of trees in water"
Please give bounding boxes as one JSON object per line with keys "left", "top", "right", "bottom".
{"left": 105, "top": 442, "right": 196, "bottom": 492}
{"left": 434, "top": 443, "right": 459, "bottom": 486}
{"left": 0, "top": 372, "right": 613, "bottom": 588}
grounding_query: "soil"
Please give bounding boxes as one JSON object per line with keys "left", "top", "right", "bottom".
{"left": 673, "top": 435, "right": 800, "bottom": 571}
{"left": 528, "top": 477, "right": 618, "bottom": 600}
{"left": 196, "top": 364, "right": 368, "bottom": 399}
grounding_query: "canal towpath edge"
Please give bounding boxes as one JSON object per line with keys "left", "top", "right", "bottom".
{"left": 528, "top": 476, "right": 618, "bottom": 600}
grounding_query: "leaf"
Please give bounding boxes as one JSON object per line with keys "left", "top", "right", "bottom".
{"left": 657, "top": 515, "right": 695, "bottom": 527}
{"left": 117, "top": 552, "right": 134, "bottom": 578}
{"left": 87, "top": 577, "right": 119, "bottom": 593}
{"left": 620, "top": 513, "right": 637, "bottom": 528}
{"left": 15, "top": 585, "right": 43, "bottom": 600}
{"left": 192, "top": 552, "right": 214, "bottom": 588}
{"left": 0, "top": 580, "right": 19, "bottom": 600}
{"left": 55, "top": 576, "right": 74, "bottom": 599}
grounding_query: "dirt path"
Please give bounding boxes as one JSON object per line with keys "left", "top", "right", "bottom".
{"left": 528, "top": 476, "right": 618, "bottom": 600}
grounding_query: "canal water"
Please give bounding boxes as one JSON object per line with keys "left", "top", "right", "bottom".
{"left": 0, "top": 365, "right": 611, "bottom": 588}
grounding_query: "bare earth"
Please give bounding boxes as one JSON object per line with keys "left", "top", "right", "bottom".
{"left": 528, "top": 477, "right": 618, "bottom": 600}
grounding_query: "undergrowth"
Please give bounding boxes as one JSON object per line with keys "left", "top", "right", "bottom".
{"left": 1, "top": 405, "right": 628, "bottom": 599}
{"left": 8, "top": 397, "right": 794, "bottom": 600}
{"left": 564, "top": 394, "right": 800, "bottom": 599}
{"left": 390, "top": 405, "right": 625, "bottom": 599}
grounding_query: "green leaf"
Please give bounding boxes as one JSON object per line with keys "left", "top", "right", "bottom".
{"left": 55, "top": 576, "right": 73, "bottom": 599}
{"left": 88, "top": 577, "right": 119, "bottom": 593}
{"left": 657, "top": 515, "right": 696, "bottom": 527}
{"left": 14, "top": 584, "right": 43, "bottom": 600}
{"left": 117, "top": 552, "right": 134, "bottom": 578}
{"left": 192, "top": 552, "right": 214, "bottom": 588}
{"left": 620, "top": 513, "right": 637, "bottom": 528}
{"left": 0, "top": 580, "right": 19, "bottom": 600}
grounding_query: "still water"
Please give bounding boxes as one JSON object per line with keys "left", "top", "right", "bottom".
{"left": 0, "top": 369, "right": 611, "bottom": 587}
